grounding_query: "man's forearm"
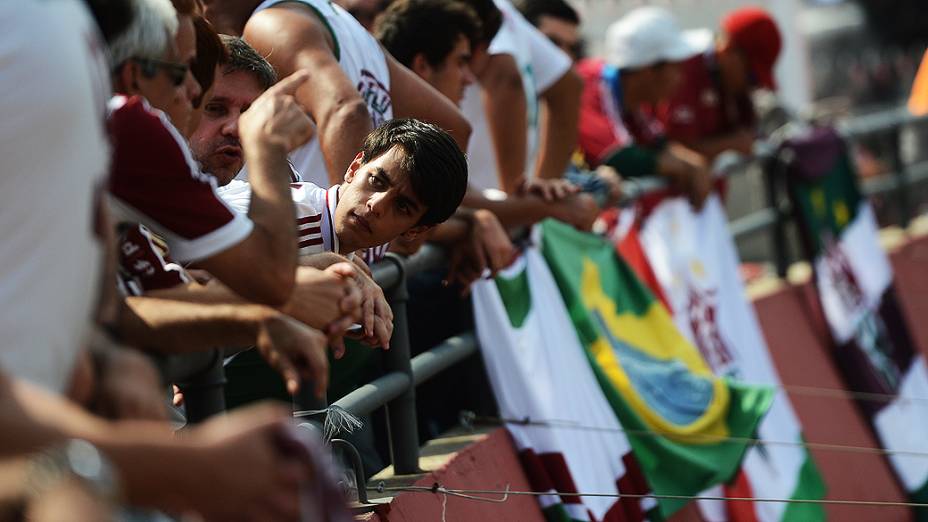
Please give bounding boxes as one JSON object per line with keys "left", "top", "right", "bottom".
{"left": 461, "top": 188, "right": 551, "bottom": 229}
{"left": 688, "top": 130, "right": 755, "bottom": 160}
{"left": 427, "top": 215, "right": 472, "bottom": 244}
{"left": 480, "top": 54, "right": 529, "bottom": 193}
{"left": 0, "top": 374, "right": 205, "bottom": 513}
{"left": 119, "top": 294, "right": 276, "bottom": 355}
{"left": 243, "top": 143, "right": 299, "bottom": 275}
{"left": 535, "top": 71, "right": 582, "bottom": 180}
{"left": 319, "top": 100, "right": 373, "bottom": 186}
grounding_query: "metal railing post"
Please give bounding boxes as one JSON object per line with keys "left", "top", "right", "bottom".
{"left": 764, "top": 155, "right": 790, "bottom": 278}
{"left": 175, "top": 349, "right": 226, "bottom": 424}
{"left": 887, "top": 127, "right": 912, "bottom": 225}
{"left": 380, "top": 253, "right": 420, "bottom": 474}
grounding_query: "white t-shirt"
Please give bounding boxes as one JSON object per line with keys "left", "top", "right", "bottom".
{"left": 461, "top": 0, "right": 572, "bottom": 191}
{"left": 0, "top": 0, "right": 111, "bottom": 391}
{"left": 218, "top": 180, "right": 389, "bottom": 264}
{"left": 243, "top": 0, "right": 393, "bottom": 188}
{"left": 220, "top": 180, "right": 341, "bottom": 256}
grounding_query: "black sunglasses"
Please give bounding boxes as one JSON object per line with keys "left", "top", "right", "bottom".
{"left": 132, "top": 57, "right": 189, "bottom": 87}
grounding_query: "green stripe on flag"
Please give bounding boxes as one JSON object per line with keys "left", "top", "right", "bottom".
{"left": 791, "top": 152, "right": 862, "bottom": 256}
{"left": 541, "top": 504, "right": 585, "bottom": 522}
{"left": 908, "top": 474, "right": 928, "bottom": 521}
{"left": 781, "top": 445, "right": 827, "bottom": 521}
{"left": 495, "top": 267, "right": 532, "bottom": 328}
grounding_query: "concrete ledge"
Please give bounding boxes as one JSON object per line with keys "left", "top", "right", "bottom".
{"left": 360, "top": 427, "right": 545, "bottom": 522}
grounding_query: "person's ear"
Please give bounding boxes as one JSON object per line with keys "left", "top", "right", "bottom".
{"left": 343, "top": 152, "right": 364, "bottom": 183}
{"left": 114, "top": 61, "right": 139, "bottom": 94}
{"left": 411, "top": 53, "right": 433, "bottom": 80}
{"left": 400, "top": 224, "right": 432, "bottom": 241}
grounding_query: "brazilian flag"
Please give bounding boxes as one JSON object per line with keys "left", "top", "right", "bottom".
{"left": 540, "top": 219, "right": 774, "bottom": 518}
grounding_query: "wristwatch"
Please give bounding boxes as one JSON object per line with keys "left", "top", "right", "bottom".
{"left": 26, "top": 439, "right": 121, "bottom": 506}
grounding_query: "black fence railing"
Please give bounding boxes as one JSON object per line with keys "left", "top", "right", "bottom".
{"left": 163, "top": 106, "right": 928, "bottom": 509}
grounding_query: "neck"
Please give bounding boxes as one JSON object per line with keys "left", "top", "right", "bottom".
{"left": 716, "top": 45, "right": 747, "bottom": 94}
{"left": 333, "top": 185, "right": 356, "bottom": 255}
{"left": 210, "top": 0, "right": 262, "bottom": 36}
{"left": 620, "top": 73, "right": 647, "bottom": 111}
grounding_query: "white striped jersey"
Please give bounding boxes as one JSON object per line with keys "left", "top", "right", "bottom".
{"left": 217, "top": 180, "right": 389, "bottom": 263}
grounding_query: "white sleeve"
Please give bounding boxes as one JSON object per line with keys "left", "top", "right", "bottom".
{"left": 215, "top": 179, "right": 253, "bottom": 215}
{"left": 289, "top": 182, "right": 327, "bottom": 218}
{"left": 516, "top": 13, "right": 573, "bottom": 94}
{"left": 487, "top": 16, "right": 521, "bottom": 57}
{"left": 503, "top": 1, "right": 572, "bottom": 92}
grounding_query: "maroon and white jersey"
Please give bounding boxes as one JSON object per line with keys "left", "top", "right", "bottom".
{"left": 107, "top": 95, "right": 253, "bottom": 263}
{"left": 218, "top": 180, "right": 388, "bottom": 263}
{"left": 117, "top": 223, "right": 190, "bottom": 296}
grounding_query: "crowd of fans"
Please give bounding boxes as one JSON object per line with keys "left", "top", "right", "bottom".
{"left": 0, "top": 0, "right": 781, "bottom": 519}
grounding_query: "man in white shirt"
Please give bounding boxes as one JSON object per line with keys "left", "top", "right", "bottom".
{"left": 461, "top": 0, "right": 583, "bottom": 192}
{"left": 203, "top": 0, "right": 471, "bottom": 188}
{"left": 0, "top": 2, "right": 351, "bottom": 519}
{"left": 0, "top": 0, "right": 112, "bottom": 393}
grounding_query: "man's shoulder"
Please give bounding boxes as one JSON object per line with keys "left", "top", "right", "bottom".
{"left": 109, "top": 95, "right": 169, "bottom": 133}
{"left": 291, "top": 181, "right": 329, "bottom": 210}
{"left": 671, "top": 52, "right": 716, "bottom": 104}
{"left": 109, "top": 95, "right": 191, "bottom": 161}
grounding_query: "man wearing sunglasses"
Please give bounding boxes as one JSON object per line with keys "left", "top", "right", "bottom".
{"left": 656, "top": 7, "right": 782, "bottom": 161}
{"left": 107, "top": 0, "right": 313, "bottom": 306}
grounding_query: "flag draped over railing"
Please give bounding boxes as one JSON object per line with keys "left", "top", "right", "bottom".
{"left": 784, "top": 126, "right": 928, "bottom": 519}
{"left": 473, "top": 250, "right": 653, "bottom": 522}
{"left": 635, "top": 193, "right": 826, "bottom": 522}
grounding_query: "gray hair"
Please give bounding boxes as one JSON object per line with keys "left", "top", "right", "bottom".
{"left": 108, "top": 0, "right": 179, "bottom": 69}
{"left": 219, "top": 35, "right": 278, "bottom": 90}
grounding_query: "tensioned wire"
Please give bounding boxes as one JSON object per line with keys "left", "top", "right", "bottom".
{"left": 460, "top": 412, "right": 928, "bottom": 460}
{"left": 778, "top": 383, "right": 928, "bottom": 405}
{"left": 363, "top": 482, "right": 928, "bottom": 509}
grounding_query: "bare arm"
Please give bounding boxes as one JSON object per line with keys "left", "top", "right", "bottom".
{"left": 686, "top": 128, "right": 755, "bottom": 160}
{"left": 196, "top": 73, "right": 314, "bottom": 305}
{"left": 0, "top": 374, "right": 316, "bottom": 519}
{"left": 461, "top": 186, "right": 596, "bottom": 230}
{"left": 119, "top": 296, "right": 279, "bottom": 354}
{"left": 479, "top": 53, "right": 528, "bottom": 193}
{"left": 386, "top": 51, "right": 472, "bottom": 151}
{"left": 534, "top": 69, "right": 583, "bottom": 180}
{"left": 245, "top": 4, "right": 373, "bottom": 186}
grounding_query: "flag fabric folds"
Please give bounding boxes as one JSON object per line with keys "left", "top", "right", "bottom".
{"left": 783, "top": 127, "right": 928, "bottom": 517}
{"left": 637, "top": 193, "right": 826, "bottom": 522}
{"left": 472, "top": 250, "right": 652, "bottom": 522}
{"left": 538, "top": 219, "right": 774, "bottom": 518}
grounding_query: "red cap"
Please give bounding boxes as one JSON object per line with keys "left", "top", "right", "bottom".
{"left": 722, "top": 7, "right": 781, "bottom": 90}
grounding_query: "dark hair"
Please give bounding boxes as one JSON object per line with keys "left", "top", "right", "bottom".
{"left": 374, "top": 0, "right": 480, "bottom": 69}
{"left": 511, "top": 0, "right": 578, "bottom": 26}
{"left": 359, "top": 119, "right": 468, "bottom": 226}
{"left": 170, "top": 0, "right": 197, "bottom": 15}
{"left": 190, "top": 15, "right": 226, "bottom": 107}
{"left": 82, "top": 0, "right": 135, "bottom": 44}
{"left": 219, "top": 35, "right": 278, "bottom": 90}
{"left": 458, "top": 0, "right": 501, "bottom": 46}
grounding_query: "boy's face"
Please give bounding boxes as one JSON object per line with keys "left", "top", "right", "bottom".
{"left": 335, "top": 146, "right": 430, "bottom": 250}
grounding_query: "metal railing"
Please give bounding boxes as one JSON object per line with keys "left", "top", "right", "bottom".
{"left": 166, "top": 106, "right": 928, "bottom": 505}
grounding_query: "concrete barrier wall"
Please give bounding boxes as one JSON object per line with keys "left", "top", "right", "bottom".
{"left": 372, "top": 231, "right": 928, "bottom": 522}
{"left": 365, "top": 428, "right": 546, "bottom": 522}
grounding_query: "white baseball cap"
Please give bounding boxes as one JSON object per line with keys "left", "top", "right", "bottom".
{"left": 604, "top": 6, "right": 705, "bottom": 69}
